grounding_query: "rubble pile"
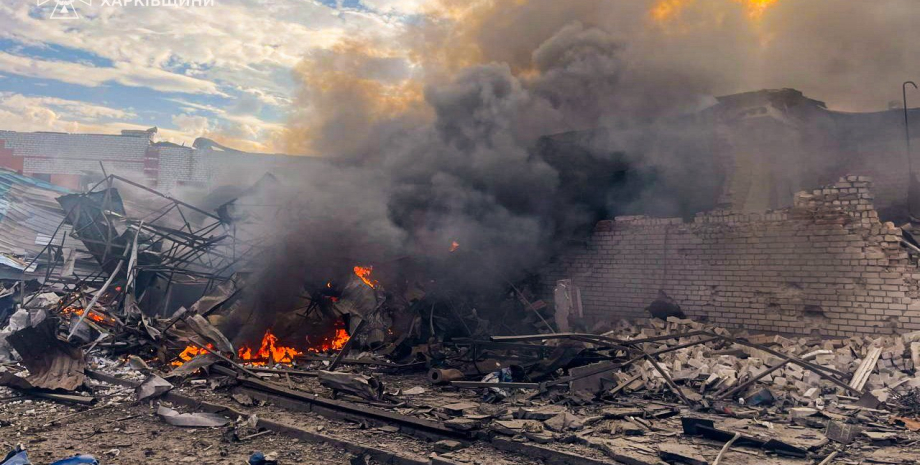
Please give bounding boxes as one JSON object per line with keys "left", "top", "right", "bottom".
{"left": 406, "top": 318, "right": 920, "bottom": 464}
{"left": 588, "top": 318, "right": 920, "bottom": 407}
{"left": 0, "top": 175, "right": 920, "bottom": 463}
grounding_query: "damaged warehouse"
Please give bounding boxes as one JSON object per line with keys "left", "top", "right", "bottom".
{"left": 5, "top": 0, "right": 920, "bottom": 464}
{"left": 1, "top": 165, "right": 920, "bottom": 463}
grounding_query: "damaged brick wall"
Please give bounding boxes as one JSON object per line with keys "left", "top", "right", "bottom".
{"left": 548, "top": 176, "right": 920, "bottom": 336}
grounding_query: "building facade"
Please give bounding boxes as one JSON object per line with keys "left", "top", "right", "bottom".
{"left": 0, "top": 128, "right": 315, "bottom": 194}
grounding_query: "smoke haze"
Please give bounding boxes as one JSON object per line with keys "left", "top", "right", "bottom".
{"left": 232, "top": 0, "right": 920, "bottom": 314}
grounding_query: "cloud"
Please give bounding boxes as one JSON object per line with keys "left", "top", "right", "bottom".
{"left": 0, "top": 91, "right": 286, "bottom": 153}
{"left": 0, "top": 52, "right": 223, "bottom": 95}
{"left": 1, "top": 93, "right": 135, "bottom": 120}
{"left": 359, "top": 0, "right": 429, "bottom": 16}
{"left": 0, "top": 92, "right": 138, "bottom": 131}
{"left": 0, "top": 0, "right": 393, "bottom": 96}
{"left": 0, "top": 0, "right": 416, "bottom": 151}
{"left": 171, "top": 113, "right": 211, "bottom": 135}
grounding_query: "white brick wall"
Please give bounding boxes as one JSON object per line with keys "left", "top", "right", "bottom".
{"left": 547, "top": 176, "right": 919, "bottom": 337}
{"left": 0, "top": 130, "right": 323, "bottom": 194}
{"left": 0, "top": 131, "right": 148, "bottom": 162}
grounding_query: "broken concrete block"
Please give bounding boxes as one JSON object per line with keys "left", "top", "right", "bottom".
{"left": 434, "top": 440, "right": 466, "bottom": 453}
{"left": 790, "top": 407, "right": 818, "bottom": 421}
{"left": 543, "top": 412, "right": 584, "bottom": 432}
{"left": 862, "top": 431, "right": 898, "bottom": 443}
{"left": 658, "top": 443, "right": 708, "bottom": 465}
{"left": 621, "top": 421, "right": 646, "bottom": 436}
{"left": 581, "top": 437, "right": 670, "bottom": 465}
{"left": 570, "top": 362, "right": 615, "bottom": 394}
{"left": 513, "top": 405, "right": 565, "bottom": 420}
{"left": 444, "top": 418, "right": 480, "bottom": 431}
{"left": 826, "top": 421, "right": 861, "bottom": 444}
{"left": 870, "top": 388, "right": 890, "bottom": 403}
{"left": 492, "top": 419, "right": 542, "bottom": 436}
{"left": 523, "top": 430, "right": 554, "bottom": 444}
{"left": 441, "top": 402, "right": 479, "bottom": 416}
{"left": 903, "top": 330, "right": 920, "bottom": 344}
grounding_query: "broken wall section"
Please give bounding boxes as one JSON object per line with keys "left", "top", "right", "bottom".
{"left": 548, "top": 175, "right": 920, "bottom": 337}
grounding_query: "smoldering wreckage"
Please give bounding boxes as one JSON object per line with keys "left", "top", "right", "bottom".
{"left": 0, "top": 173, "right": 920, "bottom": 465}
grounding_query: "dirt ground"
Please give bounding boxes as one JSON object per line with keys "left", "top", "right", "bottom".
{"left": 0, "top": 387, "right": 372, "bottom": 465}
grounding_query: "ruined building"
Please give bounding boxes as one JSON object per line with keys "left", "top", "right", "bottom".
{"left": 3, "top": 89, "right": 920, "bottom": 339}
{"left": 542, "top": 89, "right": 920, "bottom": 337}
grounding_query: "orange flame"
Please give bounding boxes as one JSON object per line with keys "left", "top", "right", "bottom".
{"left": 171, "top": 343, "right": 214, "bottom": 367}
{"left": 309, "top": 328, "right": 351, "bottom": 353}
{"left": 450, "top": 241, "right": 460, "bottom": 252}
{"left": 354, "top": 265, "right": 378, "bottom": 289}
{"left": 238, "top": 329, "right": 303, "bottom": 364}
{"left": 61, "top": 306, "right": 111, "bottom": 324}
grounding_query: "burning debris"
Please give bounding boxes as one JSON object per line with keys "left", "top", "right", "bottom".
{"left": 0, "top": 174, "right": 917, "bottom": 465}
{"left": 237, "top": 329, "right": 304, "bottom": 365}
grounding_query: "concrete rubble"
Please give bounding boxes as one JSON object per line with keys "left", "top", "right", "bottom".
{"left": 0, "top": 175, "right": 919, "bottom": 464}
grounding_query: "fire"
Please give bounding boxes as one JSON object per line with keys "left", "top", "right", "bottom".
{"left": 650, "top": 0, "right": 778, "bottom": 22}
{"left": 238, "top": 329, "right": 302, "bottom": 364}
{"left": 331, "top": 328, "right": 349, "bottom": 350}
{"left": 450, "top": 241, "right": 460, "bottom": 252}
{"left": 61, "top": 306, "right": 110, "bottom": 324}
{"left": 171, "top": 343, "right": 214, "bottom": 367}
{"left": 353, "top": 265, "right": 378, "bottom": 289}
{"left": 309, "top": 327, "right": 350, "bottom": 353}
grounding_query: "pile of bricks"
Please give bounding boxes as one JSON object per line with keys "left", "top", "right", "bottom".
{"left": 600, "top": 317, "right": 920, "bottom": 406}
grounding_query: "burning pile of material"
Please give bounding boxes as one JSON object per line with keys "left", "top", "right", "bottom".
{"left": 237, "top": 329, "right": 304, "bottom": 365}
{"left": 0, "top": 171, "right": 558, "bottom": 414}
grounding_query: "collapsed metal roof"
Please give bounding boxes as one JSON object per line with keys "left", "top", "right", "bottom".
{"left": 0, "top": 169, "right": 98, "bottom": 280}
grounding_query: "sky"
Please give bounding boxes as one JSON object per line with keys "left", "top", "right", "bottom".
{"left": 0, "top": 0, "right": 427, "bottom": 153}
{"left": 3, "top": 0, "right": 920, "bottom": 155}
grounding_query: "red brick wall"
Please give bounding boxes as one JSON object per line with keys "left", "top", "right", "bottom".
{"left": 0, "top": 140, "right": 23, "bottom": 174}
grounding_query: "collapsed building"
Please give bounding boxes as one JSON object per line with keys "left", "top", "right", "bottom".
{"left": 546, "top": 175, "right": 918, "bottom": 337}
{"left": 2, "top": 89, "right": 920, "bottom": 464}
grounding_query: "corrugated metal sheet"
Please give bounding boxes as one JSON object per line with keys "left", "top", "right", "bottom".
{"left": 0, "top": 169, "right": 98, "bottom": 280}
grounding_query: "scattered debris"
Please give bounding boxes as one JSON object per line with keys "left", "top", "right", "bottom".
{"left": 134, "top": 374, "right": 173, "bottom": 401}
{"left": 155, "top": 405, "right": 230, "bottom": 428}
{"left": 0, "top": 174, "right": 918, "bottom": 464}
{"left": 318, "top": 370, "right": 384, "bottom": 401}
